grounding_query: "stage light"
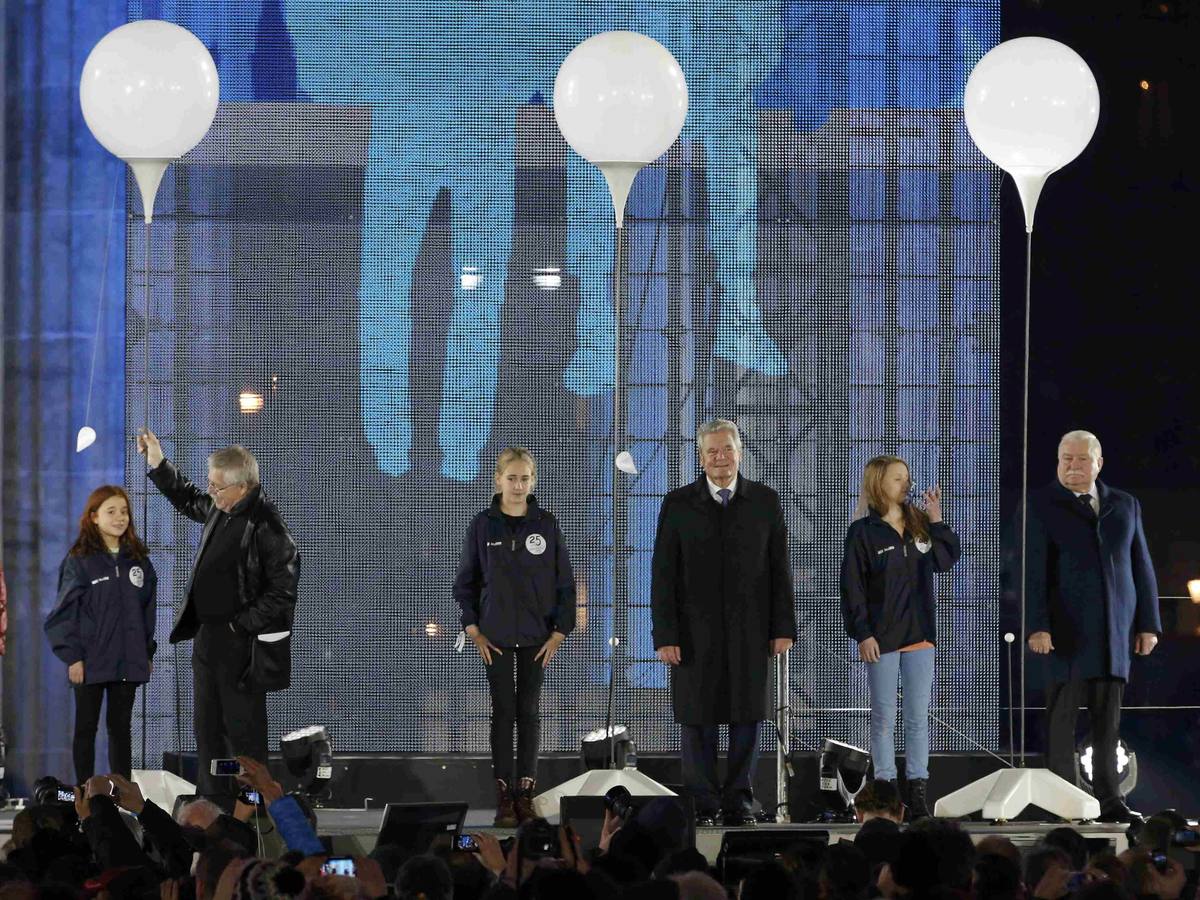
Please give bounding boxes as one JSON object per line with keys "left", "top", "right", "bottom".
{"left": 1076, "top": 737, "right": 1138, "bottom": 797}
{"left": 815, "top": 738, "right": 870, "bottom": 822}
{"left": 460, "top": 266, "right": 481, "bottom": 291}
{"left": 533, "top": 267, "right": 561, "bottom": 290}
{"left": 281, "top": 725, "right": 334, "bottom": 796}
{"left": 1140, "top": 79, "right": 1151, "bottom": 91}
{"left": 238, "top": 390, "right": 264, "bottom": 414}
{"left": 424, "top": 622, "right": 440, "bottom": 638}
{"left": 581, "top": 725, "right": 635, "bottom": 770}
{"left": 1187, "top": 579, "right": 1200, "bottom": 603}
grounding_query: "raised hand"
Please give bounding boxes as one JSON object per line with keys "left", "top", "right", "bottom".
{"left": 136, "top": 428, "right": 164, "bottom": 468}
{"left": 921, "top": 485, "right": 943, "bottom": 523}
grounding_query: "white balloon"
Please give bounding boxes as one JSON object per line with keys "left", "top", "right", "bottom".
{"left": 964, "top": 37, "right": 1099, "bottom": 231}
{"left": 554, "top": 31, "right": 688, "bottom": 165}
{"left": 75, "top": 426, "right": 97, "bottom": 453}
{"left": 80, "top": 20, "right": 219, "bottom": 161}
{"left": 614, "top": 451, "right": 639, "bottom": 475}
{"left": 554, "top": 31, "right": 688, "bottom": 226}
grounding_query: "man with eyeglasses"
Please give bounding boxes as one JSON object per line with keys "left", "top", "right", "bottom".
{"left": 138, "top": 429, "right": 299, "bottom": 800}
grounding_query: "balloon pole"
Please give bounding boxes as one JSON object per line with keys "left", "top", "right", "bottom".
{"left": 1018, "top": 227, "right": 1032, "bottom": 768}
{"left": 608, "top": 221, "right": 624, "bottom": 770}
{"left": 141, "top": 213, "right": 151, "bottom": 770}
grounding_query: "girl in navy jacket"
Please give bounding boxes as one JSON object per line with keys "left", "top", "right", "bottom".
{"left": 840, "top": 455, "right": 959, "bottom": 819}
{"left": 453, "top": 447, "right": 575, "bottom": 827}
{"left": 44, "top": 486, "right": 157, "bottom": 782}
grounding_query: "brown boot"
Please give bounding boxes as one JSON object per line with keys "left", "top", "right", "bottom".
{"left": 494, "top": 779, "right": 518, "bottom": 828}
{"left": 514, "top": 777, "right": 536, "bottom": 824}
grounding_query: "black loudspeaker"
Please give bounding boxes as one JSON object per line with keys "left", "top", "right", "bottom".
{"left": 715, "top": 830, "right": 829, "bottom": 887}
{"left": 561, "top": 795, "right": 696, "bottom": 855}
{"left": 376, "top": 801, "right": 468, "bottom": 856}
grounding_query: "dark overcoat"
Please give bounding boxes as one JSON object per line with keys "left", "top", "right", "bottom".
{"left": 650, "top": 476, "right": 797, "bottom": 724}
{"left": 148, "top": 459, "right": 300, "bottom": 692}
{"left": 1024, "top": 479, "right": 1161, "bottom": 682}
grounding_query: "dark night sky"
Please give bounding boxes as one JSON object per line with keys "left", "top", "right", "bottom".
{"left": 998, "top": 1, "right": 1199, "bottom": 604}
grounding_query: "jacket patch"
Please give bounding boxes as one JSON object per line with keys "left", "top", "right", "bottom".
{"left": 90, "top": 576, "right": 111, "bottom": 585}
{"left": 129, "top": 566, "right": 145, "bottom": 587}
{"left": 914, "top": 538, "right": 932, "bottom": 554}
{"left": 876, "top": 545, "right": 896, "bottom": 556}
{"left": 525, "top": 534, "right": 546, "bottom": 556}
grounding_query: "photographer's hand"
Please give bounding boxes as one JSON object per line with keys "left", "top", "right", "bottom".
{"left": 107, "top": 773, "right": 145, "bottom": 814}
{"left": 235, "top": 755, "right": 284, "bottom": 806}
{"left": 598, "top": 808, "right": 623, "bottom": 854}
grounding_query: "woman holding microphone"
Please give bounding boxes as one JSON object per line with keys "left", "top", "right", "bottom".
{"left": 840, "top": 455, "right": 960, "bottom": 819}
{"left": 453, "top": 447, "right": 575, "bottom": 827}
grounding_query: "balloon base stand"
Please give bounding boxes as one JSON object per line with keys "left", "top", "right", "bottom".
{"left": 533, "top": 768, "right": 675, "bottom": 820}
{"left": 933, "top": 768, "right": 1099, "bottom": 822}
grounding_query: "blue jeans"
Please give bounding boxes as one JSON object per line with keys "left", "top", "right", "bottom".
{"left": 865, "top": 647, "right": 935, "bottom": 781}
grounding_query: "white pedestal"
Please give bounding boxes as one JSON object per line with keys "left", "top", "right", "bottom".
{"left": 533, "top": 768, "right": 675, "bottom": 819}
{"left": 133, "top": 769, "right": 197, "bottom": 814}
{"left": 933, "top": 768, "right": 1100, "bottom": 822}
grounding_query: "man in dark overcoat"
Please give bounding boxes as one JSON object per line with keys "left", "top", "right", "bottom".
{"left": 651, "top": 418, "right": 796, "bottom": 826}
{"left": 1026, "top": 430, "right": 1161, "bottom": 823}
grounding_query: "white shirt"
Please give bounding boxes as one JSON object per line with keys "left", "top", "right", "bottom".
{"left": 707, "top": 475, "right": 738, "bottom": 505}
{"left": 1075, "top": 486, "right": 1098, "bottom": 515}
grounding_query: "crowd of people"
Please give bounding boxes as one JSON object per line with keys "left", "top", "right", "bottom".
{"left": 0, "top": 769, "right": 1194, "bottom": 900}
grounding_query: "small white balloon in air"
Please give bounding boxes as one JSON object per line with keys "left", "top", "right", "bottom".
{"left": 615, "top": 451, "right": 638, "bottom": 475}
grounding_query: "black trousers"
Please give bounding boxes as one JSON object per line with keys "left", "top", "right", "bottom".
{"left": 1046, "top": 676, "right": 1124, "bottom": 805}
{"left": 193, "top": 623, "right": 268, "bottom": 797}
{"left": 484, "top": 646, "right": 544, "bottom": 784}
{"left": 73, "top": 681, "right": 139, "bottom": 782}
{"left": 681, "top": 722, "right": 760, "bottom": 816}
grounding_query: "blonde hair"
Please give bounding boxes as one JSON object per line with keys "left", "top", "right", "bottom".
{"left": 493, "top": 446, "right": 537, "bottom": 488}
{"left": 854, "top": 455, "right": 930, "bottom": 542}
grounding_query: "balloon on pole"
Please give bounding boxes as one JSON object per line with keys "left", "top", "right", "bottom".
{"left": 553, "top": 31, "right": 688, "bottom": 227}
{"left": 80, "top": 19, "right": 220, "bottom": 222}
{"left": 963, "top": 36, "right": 1099, "bottom": 232}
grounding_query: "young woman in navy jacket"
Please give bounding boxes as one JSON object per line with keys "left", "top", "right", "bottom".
{"left": 44, "top": 486, "right": 157, "bottom": 782}
{"left": 453, "top": 447, "right": 575, "bottom": 826}
{"left": 840, "top": 455, "right": 960, "bottom": 819}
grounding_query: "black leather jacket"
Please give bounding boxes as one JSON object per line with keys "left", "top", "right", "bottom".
{"left": 148, "top": 459, "right": 300, "bottom": 691}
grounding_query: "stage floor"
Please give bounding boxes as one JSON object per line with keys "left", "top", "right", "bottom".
{"left": 0, "top": 808, "right": 1130, "bottom": 862}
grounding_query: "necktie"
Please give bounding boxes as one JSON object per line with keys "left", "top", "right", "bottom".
{"left": 1076, "top": 493, "right": 1095, "bottom": 515}
{"left": 718, "top": 488, "right": 731, "bottom": 507}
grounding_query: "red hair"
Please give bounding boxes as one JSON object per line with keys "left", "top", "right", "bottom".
{"left": 70, "top": 485, "right": 149, "bottom": 560}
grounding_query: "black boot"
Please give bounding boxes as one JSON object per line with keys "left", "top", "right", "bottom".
{"left": 906, "top": 778, "right": 931, "bottom": 820}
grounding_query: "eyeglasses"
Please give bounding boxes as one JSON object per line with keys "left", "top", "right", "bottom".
{"left": 206, "top": 480, "right": 243, "bottom": 496}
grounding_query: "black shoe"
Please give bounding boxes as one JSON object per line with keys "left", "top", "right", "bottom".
{"left": 1098, "top": 800, "right": 1144, "bottom": 824}
{"left": 906, "top": 778, "right": 932, "bottom": 821}
{"left": 695, "top": 812, "right": 720, "bottom": 827}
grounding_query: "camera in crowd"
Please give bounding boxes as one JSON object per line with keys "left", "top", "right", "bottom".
{"left": 32, "top": 776, "right": 76, "bottom": 807}
{"left": 517, "top": 817, "right": 560, "bottom": 860}
{"left": 604, "top": 785, "right": 634, "bottom": 824}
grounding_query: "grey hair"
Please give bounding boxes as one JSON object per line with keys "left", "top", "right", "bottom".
{"left": 175, "top": 797, "right": 222, "bottom": 829}
{"left": 208, "top": 445, "right": 260, "bottom": 487}
{"left": 695, "top": 418, "right": 742, "bottom": 453}
{"left": 1058, "top": 430, "right": 1102, "bottom": 460}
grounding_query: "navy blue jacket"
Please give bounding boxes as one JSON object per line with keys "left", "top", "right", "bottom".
{"left": 1025, "top": 480, "right": 1161, "bottom": 681}
{"left": 44, "top": 550, "right": 157, "bottom": 684}
{"left": 453, "top": 496, "right": 575, "bottom": 647}
{"left": 840, "top": 511, "right": 960, "bottom": 653}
